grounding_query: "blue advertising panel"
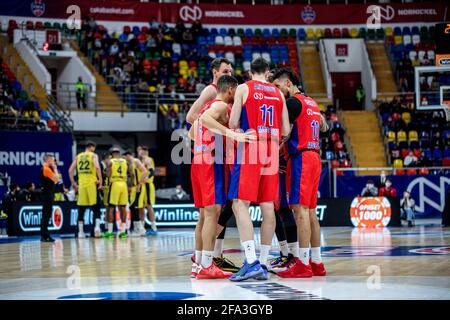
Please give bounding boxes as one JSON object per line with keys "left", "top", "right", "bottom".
{"left": 336, "top": 174, "right": 450, "bottom": 218}
{"left": 319, "top": 166, "right": 330, "bottom": 198}
{"left": 0, "top": 131, "right": 73, "bottom": 187}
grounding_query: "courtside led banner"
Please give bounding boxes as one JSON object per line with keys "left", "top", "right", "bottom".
{"left": 0, "top": 1, "right": 447, "bottom": 25}
{"left": 10, "top": 198, "right": 400, "bottom": 236}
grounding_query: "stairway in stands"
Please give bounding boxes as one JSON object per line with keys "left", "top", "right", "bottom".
{"left": 299, "top": 43, "right": 332, "bottom": 105}
{"left": 69, "top": 40, "right": 125, "bottom": 112}
{"left": 366, "top": 43, "right": 398, "bottom": 100}
{"left": 341, "top": 111, "right": 386, "bottom": 174}
{"left": 0, "top": 35, "right": 48, "bottom": 109}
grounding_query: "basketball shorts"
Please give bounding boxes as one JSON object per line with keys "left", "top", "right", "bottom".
{"left": 191, "top": 162, "right": 227, "bottom": 208}
{"left": 108, "top": 181, "right": 128, "bottom": 206}
{"left": 77, "top": 183, "right": 97, "bottom": 206}
{"left": 287, "top": 151, "right": 321, "bottom": 209}
{"left": 137, "top": 183, "right": 148, "bottom": 209}
{"left": 146, "top": 182, "right": 156, "bottom": 206}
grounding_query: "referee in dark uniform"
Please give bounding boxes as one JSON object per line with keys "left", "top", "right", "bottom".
{"left": 40, "top": 154, "right": 60, "bottom": 242}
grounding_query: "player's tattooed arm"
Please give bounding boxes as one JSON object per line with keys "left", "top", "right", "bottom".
{"left": 126, "top": 159, "right": 133, "bottom": 189}
{"left": 186, "top": 85, "right": 217, "bottom": 124}
{"left": 280, "top": 93, "right": 291, "bottom": 138}
{"left": 202, "top": 101, "right": 256, "bottom": 143}
{"left": 229, "top": 84, "right": 247, "bottom": 130}
{"left": 68, "top": 158, "right": 78, "bottom": 192}
{"left": 320, "top": 113, "right": 329, "bottom": 132}
{"left": 93, "top": 154, "right": 103, "bottom": 189}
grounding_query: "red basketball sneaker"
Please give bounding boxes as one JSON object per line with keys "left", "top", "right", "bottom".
{"left": 191, "top": 262, "right": 200, "bottom": 278}
{"left": 276, "top": 258, "right": 313, "bottom": 278}
{"left": 196, "top": 264, "right": 233, "bottom": 279}
{"left": 310, "top": 259, "right": 326, "bottom": 276}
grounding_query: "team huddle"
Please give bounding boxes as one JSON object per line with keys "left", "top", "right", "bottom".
{"left": 68, "top": 143, "right": 158, "bottom": 239}
{"left": 187, "top": 57, "right": 328, "bottom": 281}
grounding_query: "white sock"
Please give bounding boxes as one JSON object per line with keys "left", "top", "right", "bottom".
{"left": 121, "top": 223, "right": 127, "bottom": 233}
{"left": 78, "top": 222, "right": 84, "bottom": 233}
{"left": 151, "top": 222, "right": 157, "bottom": 231}
{"left": 242, "top": 240, "right": 257, "bottom": 264}
{"left": 288, "top": 242, "right": 299, "bottom": 257}
{"left": 107, "top": 223, "right": 113, "bottom": 233}
{"left": 201, "top": 250, "right": 214, "bottom": 268}
{"left": 195, "top": 250, "right": 202, "bottom": 265}
{"left": 299, "top": 247, "right": 310, "bottom": 265}
{"left": 213, "top": 239, "right": 224, "bottom": 258}
{"left": 140, "top": 220, "right": 146, "bottom": 231}
{"left": 133, "top": 221, "right": 140, "bottom": 232}
{"left": 311, "top": 247, "right": 322, "bottom": 263}
{"left": 259, "top": 244, "right": 271, "bottom": 265}
{"left": 279, "top": 240, "right": 289, "bottom": 256}
{"left": 95, "top": 218, "right": 101, "bottom": 229}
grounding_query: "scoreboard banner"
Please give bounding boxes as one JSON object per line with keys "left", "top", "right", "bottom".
{"left": 9, "top": 197, "right": 400, "bottom": 236}
{"left": 0, "top": 1, "right": 447, "bottom": 25}
{"left": 0, "top": 131, "right": 73, "bottom": 186}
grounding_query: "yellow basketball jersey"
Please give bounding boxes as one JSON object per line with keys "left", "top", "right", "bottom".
{"left": 145, "top": 156, "right": 155, "bottom": 184}
{"left": 110, "top": 158, "right": 127, "bottom": 183}
{"left": 76, "top": 151, "right": 97, "bottom": 186}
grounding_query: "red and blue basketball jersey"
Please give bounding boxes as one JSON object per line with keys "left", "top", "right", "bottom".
{"left": 228, "top": 80, "right": 284, "bottom": 203}
{"left": 287, "top": 93, "right": 322, "bottom": 155}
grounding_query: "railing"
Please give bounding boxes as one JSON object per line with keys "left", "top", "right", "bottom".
{"left": 53, "top": 82, "right": 199, "bottom": 115}
{"left": 332, "top": 166, "right": 450, "bottom": 197}
{"left": 46, "top": 95, "right": 74, "bottom": 132}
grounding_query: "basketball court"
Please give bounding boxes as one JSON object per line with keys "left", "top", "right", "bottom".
{"left": 1, "top": 225, "right": 448, "bottom": 300}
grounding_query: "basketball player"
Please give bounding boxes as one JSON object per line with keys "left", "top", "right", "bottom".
{"left": 228, "top": 58, "right": 291, "bottom": 281}
{"left": 272, "top": 68, "right": 328, "bottom": 277}
{"left": 189, "top": 75, "right": 254, "bottom": 279}
{"left": 68, "top": 141, "right": 103, "bottom": 238}
{"left": 103, "top": 148, "right": 133, "bottom": 239}
{"left": 186, "top": 58, "right": 236, "bottom": 272}
{"left": 137, "top": 146, "right": 157, "bottom": 234}
{"left": 124, "top": 150, "right": 148, "bottom": 237}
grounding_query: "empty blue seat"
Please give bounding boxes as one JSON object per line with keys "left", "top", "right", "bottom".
{"left": 411, "top": 26, "right": 420, "bottom": 35}
{"left": 394, "top": 27, "right": 402, "bottom": 35}
{"left": 262, "top": 28, "right": 271, "bottom": 38}
{"left": 298, "top": 28, "right": 306, "bottom": 41}
{"left": 219, "top": 28, "right": 227, "bottom": 36}
{"left": 198, "top": 36, "right": 206, "bottom": 45}
{"left": 272, "top": 29, "right": 280, "bottom": 37}
{"left": 402, "top": 26, "right": 411, "bottom": 35}
{"left": 245, "top": 28, "right": 253, "bottom": 37}
{"left": 132, "top": 26, "right": 140, "bottom": 35}
{"left": 210, "top": 28, "right": 218, "bottom": 35}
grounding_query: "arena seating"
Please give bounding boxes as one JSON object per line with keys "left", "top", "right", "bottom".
{"left": 321, "top": 105, "right": 351, "bottom": 167}
{"left": 0, "top": 59, "right": 56, "bottom": 132}
{"left": 378, "top": 97, "right": 450, "bottom": 170}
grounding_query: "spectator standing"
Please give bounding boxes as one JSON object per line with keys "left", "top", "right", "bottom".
{"left": 75, "top": 77, "right": 88, "bottom": 109}
{"left": 361, "top": 180, "right": 378, "bottom": 197}
{"left": 149, "top": 17, "right": 160, "bottom": 30}
{"left": 40, "top": 154, "right": 60, "bottom": 242}
{"left": 356, "top": 85, "right": 365, "bottom": 109}
{"left": 378, "top": 179, "right": 397, "bottom": 197}
{"left": 404, "top": 151, "right": 418, "bottom": 167}
{"left": 400, "top": 191, "right": 416, "bottom": 227}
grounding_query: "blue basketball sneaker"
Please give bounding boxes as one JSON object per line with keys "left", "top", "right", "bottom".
{"left": 229, "top": 260, "right": 266, "bottom": 282}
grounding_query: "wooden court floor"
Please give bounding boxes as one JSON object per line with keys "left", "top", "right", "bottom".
{"left": 0, "top": 226, "right": 449, "bottom": 300}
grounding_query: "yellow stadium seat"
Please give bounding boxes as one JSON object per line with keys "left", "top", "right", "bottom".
{"left": 397, "top": 130, "right": 407, "bottom": 142}
{"left": 149, "top": 86, "right": 156, "bottom": 93}
{"left": 318, "top": 103, "right": 326, "bottom": 112}
{"left": 401, "top": 112, "right": 411, "bottom": 124}
{"left": 408, "top": 130, "right": 418, "bottom": 142}
{"left": 350, "top": 28, "right": 359, "bottom": 38}
{"left": 394, "top": 35, "right": 403, "bottom": 45}
{"left": 315, "top": 28, "right": 323, "bottom": 39}
{"left": 306, "top": 28, "right": 314, "bottom": 41}
{"left": 387, "top": 131, "right": 396, "bottom": 142}
{"left": 385, "top": 27, "right": 393, "bottom": 37}
{"left": 393, "top": 159, "right": 403, "bottom": 169}
{"left": 173, "top": 104, "right": 179, "bottom": 113}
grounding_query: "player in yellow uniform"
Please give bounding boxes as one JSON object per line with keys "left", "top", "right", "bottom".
{"left": 138, "top": 146, "right": 158, "bottom": 235}
{"left": 103, "top": 148, "right": 133, "bottom": 239}
{"left": 124, "top": 150, "right": 148, "bottom": 237}
{"left": 69, "top": 141, "right": 103, "bottom": 238}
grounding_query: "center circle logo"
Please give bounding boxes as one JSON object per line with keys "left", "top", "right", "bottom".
{"left": 179, "top": 5, "right": 202, "bottom": 22}
{"left": 350, "top": 197, "right": 391, "bottom": 228}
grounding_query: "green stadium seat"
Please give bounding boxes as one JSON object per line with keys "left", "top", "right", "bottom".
{"left": 237, "top": 28, "right": 245, "bottom": 37}
{"left": 280, "top": 28, "right": 288, "bottom": 38}
{"left": 367, "top": 29, "right": 376, "bottom": 40}
{"left": 359, "top": 28, "right": 367, "bottom": 39}
{"left": 289, "top": 28, "right": 297, "bottom": 38}
{"left": 44, "top": 22, "right": 52, "bottom": 29}
{"left": 254, "top": 28, "right": 262, "bottom": 37}
{"left": 376, "top": 28, "right": 385, "bottom": 40}
{"left": 52, "top": 22, "right": 61, "bottom": 30}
